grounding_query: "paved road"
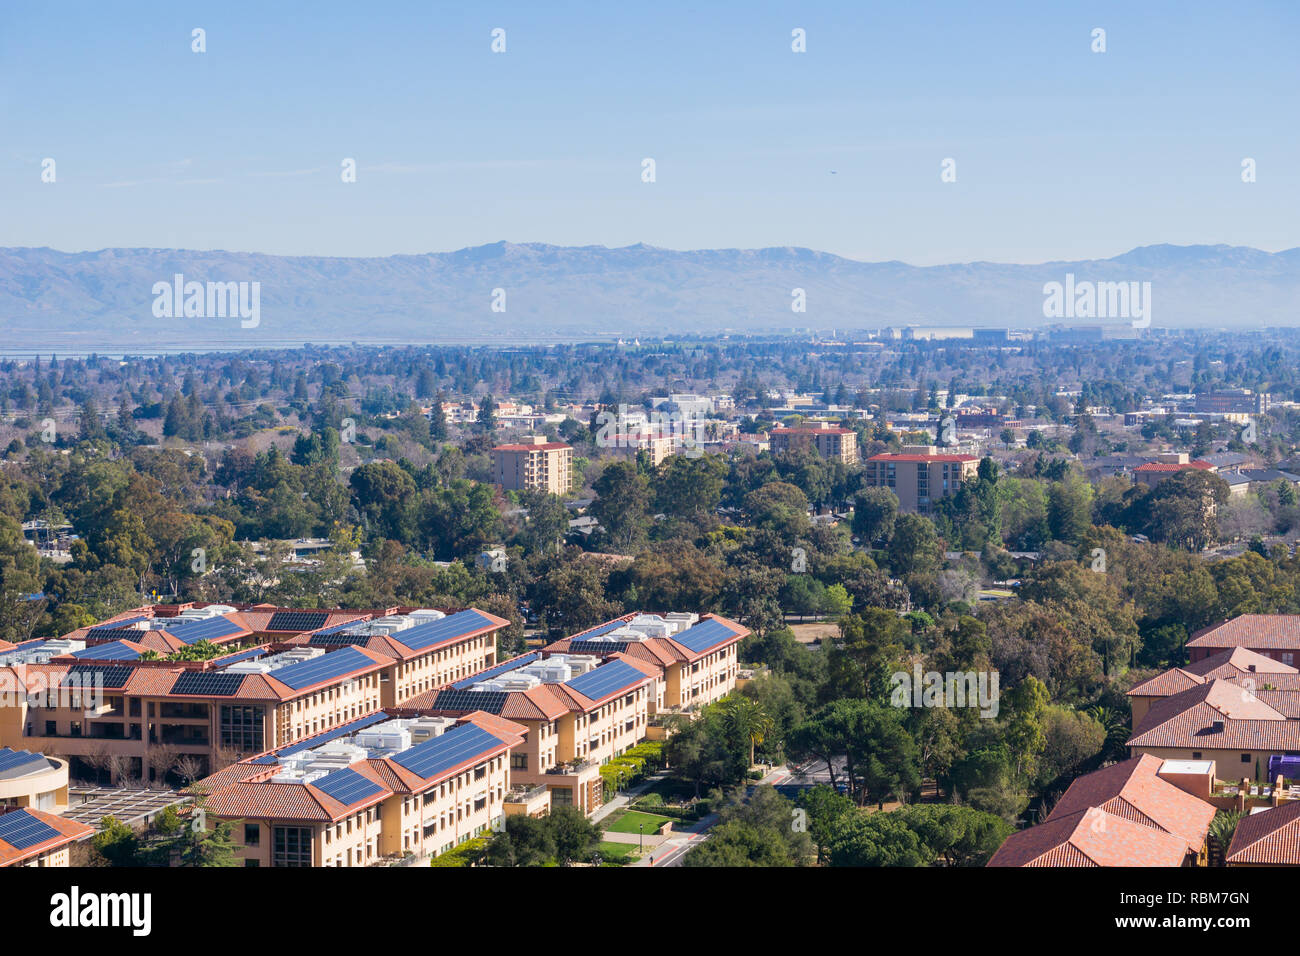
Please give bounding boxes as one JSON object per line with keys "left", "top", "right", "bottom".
{"left": 635, "top": 764, "right": 794, "bottom": 867}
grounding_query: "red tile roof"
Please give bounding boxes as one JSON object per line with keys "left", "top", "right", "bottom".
{"left": 1225, "top": 802, "right": 1300, "bottom": 865}
{"left": 1134, "top": 460, "right": 1214, "bottom": 473}
{"left": 1046, "top": 754, "right": 1215, "bottom": 853}
{"left": 987, "top": 807, "right": 1193, "bottom": 867}
{"left": 0, "top": 807, "right": 94, "bottom": 867}
{"left": 1187, "top": 615, "right": 1300, "bottom": 652}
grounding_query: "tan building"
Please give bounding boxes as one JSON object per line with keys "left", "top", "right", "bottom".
{"left": 0, "top": 747, "right": 73, "bottom": 812}
{"left": 492, "top": 437, "right": 573, "bottom": 493}
{"left": 769, "top": 422, "right": 858, "bottom": 463}
{"left": 200, "top": 710, "right": 525, "bottom": 866}
{"left": 864, "top": 446, "right": 979, "bottom": 513}
{"left": 0, "top": 606, "right": 506, "bottom": 785}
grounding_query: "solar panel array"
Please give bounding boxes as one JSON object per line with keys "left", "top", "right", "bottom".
{"left": 170, "top": 671, "right": 246, "bottom": 697}
{"left": 672, "top": 618, "right": 739, "bottom": 654}
{"left": 267, "top": 646, "right": 372, "bottom": 690}
{"left": 308, "top": 631, "right": 371, "bottom": 647}
{"left": 564, "top": 660, "right": 647, "bottom": 702}
{"left": 312, "top": 767, "right": 383, "bottom": 806}
{"left": 392, "top": 724, "right": 502, "bottom": 779}
{"left": 0, "top": 810, "right": 60, "bottom": 851}
{"left": 390, "top": 609, "right": 495, "bottom": 651}
{"left": 266, "top": 611, "right": 330, "bottom": 632}
{"left": 430, "top": 688, "right": 509, "bottom": 714}
{"left": 70, "top": 641, "right": 142, "bottom": 661}
{"left": 451, "top": 652, "right": 538, "bottom": 689}
{"left": 84, "top": 627, "right": 144, "bottom": 643}
{"left": 164, "top": 616, "right": 245, "bottom": 645}
{"left": 568, "top": 640, "right": 629, "bottom": 656}
{"left": 63, "top": 665, "right": 132, "bottom": 689}
{"left": 274, "top": 711, "right": 392, "bottom": 759}
{"left": 310, "top": 619, "right": 368, "bottom": 636}
{"left": 0, "top": 748, "right": 47, "bottom": 776}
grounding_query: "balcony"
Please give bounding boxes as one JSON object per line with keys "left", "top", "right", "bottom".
{"left": 545, "top": 758, "right": 596, "bottom": 776}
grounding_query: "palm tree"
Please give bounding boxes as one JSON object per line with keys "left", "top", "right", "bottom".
{"left": 1209, "top": 810, "right": 1244, "bottom": 864}
{"left": 719, "top": 696, "right": 775, "bottom": 768}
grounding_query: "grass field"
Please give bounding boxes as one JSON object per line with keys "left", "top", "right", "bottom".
{"left": 595, "top": 841, "right": 642, "bottom": 865}
{"left": 604, "top": 809, "right": 672, "bottom": 834}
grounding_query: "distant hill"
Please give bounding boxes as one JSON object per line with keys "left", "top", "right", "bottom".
{"left": 1, "top": 242, "right": 1298, "bottom": 351}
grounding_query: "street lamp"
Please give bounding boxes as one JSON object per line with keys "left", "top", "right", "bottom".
{"left": 639, "top": 822, "right": 644, "bottom": 854}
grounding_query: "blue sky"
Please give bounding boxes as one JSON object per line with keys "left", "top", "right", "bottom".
{"left": 2, "top": 0, "right": 1297, "bottom": 264}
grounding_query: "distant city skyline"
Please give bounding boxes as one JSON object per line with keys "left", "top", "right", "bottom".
{"left": 3, "top": 1, "right": 1298, "bottom": 265}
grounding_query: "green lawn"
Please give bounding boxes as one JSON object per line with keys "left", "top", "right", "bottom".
{"left": 595, "top": 841, "right": 642, "bottom": 865}
{"left": 605, "top": 809, "right": 671, "bottom": 834}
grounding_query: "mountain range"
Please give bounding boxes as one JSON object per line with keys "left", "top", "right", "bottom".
{"left": 1, "top": 242, "right": 1297, "bottom": 352}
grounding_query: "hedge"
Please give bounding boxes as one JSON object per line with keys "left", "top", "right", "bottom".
{"left": 430, "top": 835, "right": 489, "bottom": 867}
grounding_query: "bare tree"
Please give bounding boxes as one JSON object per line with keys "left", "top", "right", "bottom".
{"left": 146, "top": 745, "right": 181, "bottom": 785}
{"left": 174, "top": 755, "right": 205, "bottom": 787}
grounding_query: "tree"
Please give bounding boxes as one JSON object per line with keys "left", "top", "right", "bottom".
{"left": 591, "top": 461, "right": 650, "bottom": 550}
{"left": 789, "top": 699, "right": 920, "bottom": 805}
{"left": 888, "top": 514, "right": 942, "bottom": 575}
{"left": 852, "top": 488, "right": 898, "bottom": 545}
{"left": 716, "top": 695, "right": 775, "bottom": 767}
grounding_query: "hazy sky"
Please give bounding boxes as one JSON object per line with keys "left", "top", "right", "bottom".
{"left": 3, "top": 1, "right": 1298, "bottom": 264}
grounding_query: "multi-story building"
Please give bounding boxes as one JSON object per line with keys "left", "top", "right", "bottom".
{"left": 0, "top": 606, "right": 507, "bottom": 785}
{"left": 769, "top": 422, "right": 858, "bottom": 463}
{"left": 405, "top": 652, "right": 661, "bottom": 814}
{"left": 0, "top": 747, "right": 74, "bottom": 812}
{"left": 864, "top": 446, "right": 979, "bottom": 513}
{"left": 198, "top": 710, "right": 525, "bottom": 866}
{"left": 546, "top": 612, "right": 747, "bottom": 713}
{"left": 492, "top": 437, "right": 573, "bottom": 494}
{"left": 1195, "top": 389, "right": 1270, "bottom": 416}
{"left": 1131, "top": 455, "right": 1216, "bottom": 487}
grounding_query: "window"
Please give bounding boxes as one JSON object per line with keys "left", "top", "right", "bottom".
{"left": 244, "top": 823, "right": 260, "bottom": 847}
{"left": 1192, "top": 752, "right": 1202, "bottom": 760}
{"left": 220, "top": 705, "right": 265, "bottom": 752}
{"left": 510, "top": 754, "right": 528, "bottom": 770}
{"left": 1242, "top": 753, "right": 1252, "bottom": 763}
{"left": 272, "top": 826, "right": 313, "bottom": 867}
{"left": 244, "top": 859, "right": 260, "bottom": 867}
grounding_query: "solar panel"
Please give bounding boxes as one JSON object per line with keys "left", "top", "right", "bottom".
{"left": 267, "top": 646, "right": 373, "bottom": 690}
{"left": 310, "top": 619, "right": 369, "bottom": 636}
{"left": 673, "top": 618, "right": 740, "bottom": 654}
{"left": 164, "top": 616, "right": 245, "bottom": 645}
{"left": 89, "top": 616, "right": 148, "bottom": 632}
{"left": 568, "top": 640, "right": 629, "bottom": 656}
{"left": 430, "top": 689, "right": 509, "bottom": 714}
{"left": 70, "top": 641, "right": 142, "bottom": 661}
{"left": 451, "top": 652, "right": 538, "bottom": 689}
{"left": 170, "top": 671, "right": 246, "bottom": 697}
{"left": 312, "top": 767, "right": 383, "bottom": 805}
{"left": 308, "top": 632, "right": 370, "bottom": 647}
{"left": 84, "top": 627, "right": 144, "bottom": 644}
{"left": 0, "top": 810, "right": 60, "bottom": 850}
{"left": 275, "top": 711, "right": 392, "bottom": 758}
{"left": 266, "top": 611, "right": 329, "bottom": 632}
{"left": 391, "top": 609, "right": 494, "bottom": 651}
{"left": 63, "top": 665, "right": 132, "bottom": 689}
{"left": 564, "top": 660, "right": 647, "bottom": 703}
{"left": 392, "top": 724, "right": 502, "bottom": 779}
{"left": 0, "top": 748, "right": 47, "bottom": 776}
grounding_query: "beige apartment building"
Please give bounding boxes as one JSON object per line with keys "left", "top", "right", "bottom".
{"left": 864, "top": 446, "right": 980, "bottom": 513}
{"left": 769, "top": 422, "right": 858, "bottom": 463}
{"left": 492, "top": 437, "right": 573, "bottom": 493}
